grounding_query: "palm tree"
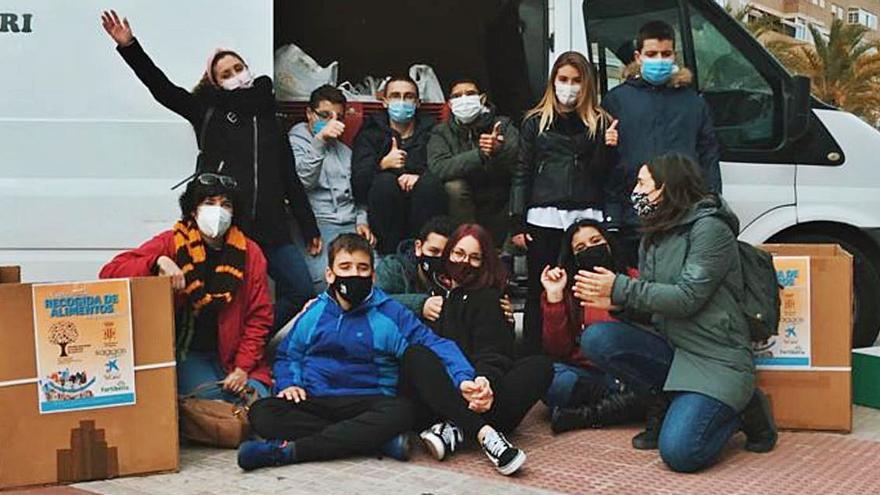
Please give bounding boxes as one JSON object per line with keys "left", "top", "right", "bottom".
{"left": 773, "top": 19, "right": 880, "bottom": 123}
{"left": 727, "top": 3, "right": 783, "bottom": 40}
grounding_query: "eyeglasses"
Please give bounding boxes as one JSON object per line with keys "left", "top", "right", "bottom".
{"left": 197, "top": 173, "right": 237, "bottom": 189}
{"left": 450, "top": 248, "right": 482, "bottom": 265}
{"left": 313, "top": 110, "right": 339, "bottom": 120}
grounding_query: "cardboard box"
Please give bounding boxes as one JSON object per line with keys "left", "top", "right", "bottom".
{"left": 853, "top": 347, "right": 880, "bottom": 409}
{"left": 0, "top": 268, "right": 179, "bottom": 489}
{"left": 756, "top": 245, "right": 853, "bottom": 432}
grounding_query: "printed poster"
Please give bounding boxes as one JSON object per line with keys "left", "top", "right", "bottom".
{"left": 754, "top": 256, "right": 811, "bottom": 368}
{"left": 32, "top": 279, "right": 136, "bottom": 414}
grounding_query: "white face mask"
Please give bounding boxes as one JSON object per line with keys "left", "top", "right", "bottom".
{"left": 196, "top": 205, "right": 233, "bottom": 239}
{"left": 449, "top": 94, "right": 484, "bottom": 124}
{"left": 220, "top": 69, "right": 254, "bottom": 91}
{"left": 554, "top": 82, "right": 581, "bottom": 106}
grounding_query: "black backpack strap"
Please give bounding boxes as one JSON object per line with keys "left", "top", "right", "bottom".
{"left": 170, "top": 107, "right": 216, "bottom": 191}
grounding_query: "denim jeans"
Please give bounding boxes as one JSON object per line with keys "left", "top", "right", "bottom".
{"left": 263, "top": 242, "right": 315, "bottom": 331}
{"left": 579, "top": 321, "right": 674, "bottom": 394}
{"left": 659, "top": 392, "right": 742, "bottom": 473}
{"left": 581, "top": 321, "right": 744, "bottom": 472}
{"left": 177, "top": 351, "right": 270, "bottom": 402}
{"left": 543, "top": 362, "right": 622, "bottom": 410}
{"left": 297, "top": 221, "right": 357, "bottom": 293}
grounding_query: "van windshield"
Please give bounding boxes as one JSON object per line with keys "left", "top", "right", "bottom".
{"left": 274, "top": 0, "right": 548, "bottom": 120}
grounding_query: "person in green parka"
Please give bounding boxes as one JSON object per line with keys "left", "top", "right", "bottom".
{"left": 574, "top": 153, "right": 777, "bottom": 473}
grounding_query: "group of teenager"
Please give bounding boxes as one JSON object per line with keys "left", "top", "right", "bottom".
{"left": 100, "top": 10, "right": 777, "bottom": 477}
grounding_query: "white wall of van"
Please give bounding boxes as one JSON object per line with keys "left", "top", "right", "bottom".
{"left": 0, "top": 0, "right": 273, "bottom": 282}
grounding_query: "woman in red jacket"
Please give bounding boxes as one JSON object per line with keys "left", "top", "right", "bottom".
{"left": 541, "top": 218, "right": 644, "bottom": 432}
{"left": 100, "top": 173, "right": 273, "bottom": 401}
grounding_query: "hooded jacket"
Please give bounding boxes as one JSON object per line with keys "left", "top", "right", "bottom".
{"left": 374, "top": 240, "right": 432, "bottom": 316}
{"left": 273, "top": 288, "right": 474, "bottom": 397}
{"left": 602, "top": 63, "right": 722, "bottom": 230}
{"left": 117, "top": 39, "right": 319, "bottom": 247}
{"left": 610, "top": 196, "right": 754, "bottom": 411}
{"left": 351, "top": 111, "right": 437, "bottom": 204}
{"left": 99, "top": 230, "right": 273, "bottom": 386}
{"left": 288, "top": 122, "right": 368, "bottom": 227}
{"left": 426, "top": 105, "right": 518, "bottom": 206}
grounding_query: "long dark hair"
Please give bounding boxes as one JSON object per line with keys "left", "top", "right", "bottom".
{"left": 442, "top": 224, "right": 508, "bottom": 292}
{"left": 557, "top": 218, "right": 628, "bottom": 328}
{"left": 641, "top": 153, "right": 709, "bottom": 243}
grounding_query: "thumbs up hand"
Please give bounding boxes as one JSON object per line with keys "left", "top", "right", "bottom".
{"left": 479, "top": 121, "right": 505, "bottom": 158}
{"left": 380, "top": 136, "right": 407, "bottom": 170}
{"left": 605, "top": 119, "right": 619, "bottom": 147}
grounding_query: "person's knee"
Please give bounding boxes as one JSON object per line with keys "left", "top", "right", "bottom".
{"left": 383, "top": 397, "right": 417, "bottom": 430}
{"left": 444, "top": 179, "right": 472, "bottom": 202}
{"left": 659, "top": 434, "right": 705, "bottom": 473}
{"left": 402, "top": 344, "right": 432, "bottom": 371}
{"left": 579, "top": 322, "right": 621, "bottom": 364}
{"left": 247, "top": 397, "right": 278, "bottom": 428}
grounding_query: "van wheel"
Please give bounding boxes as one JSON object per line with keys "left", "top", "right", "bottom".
{"left": 769, "top": 231, "right": 880, "bottom": 348}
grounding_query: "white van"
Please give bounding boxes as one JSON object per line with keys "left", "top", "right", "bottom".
{"left": 3, "top": 0, "right": 879, "bottom": 346}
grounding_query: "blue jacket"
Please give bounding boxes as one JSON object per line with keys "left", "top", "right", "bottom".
{"left": 273, "top": 287, "right": 475, "bottom": 397}
{"left": 602, "top": 64, "right": 721, "bottom": 229}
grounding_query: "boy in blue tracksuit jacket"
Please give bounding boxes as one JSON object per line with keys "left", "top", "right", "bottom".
{"left": 237, "top": 233, "right": 475, "bottom": 471}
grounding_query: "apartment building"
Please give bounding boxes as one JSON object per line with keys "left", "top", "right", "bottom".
{"left": 717, "top": 0, "right": 880, "bottom": 42}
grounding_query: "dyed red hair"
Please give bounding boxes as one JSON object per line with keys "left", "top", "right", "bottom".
{"left": 442, "top": 224, "right": 508, "bottom": 291}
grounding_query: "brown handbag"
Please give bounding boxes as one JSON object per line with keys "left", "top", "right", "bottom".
{"left": 178, "top": 381, "right": 259, "bottom": 449}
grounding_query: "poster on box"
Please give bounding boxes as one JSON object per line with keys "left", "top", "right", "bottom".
{"left": 32, "top": 279, "right": 136, "bottom": 414}
{"left": 754, "top": 256, "right": 811, "bottom": 368}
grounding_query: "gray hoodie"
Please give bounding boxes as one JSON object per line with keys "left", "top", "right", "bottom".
{"left": 288, "top": 122, "right": 367, "bottom": 226}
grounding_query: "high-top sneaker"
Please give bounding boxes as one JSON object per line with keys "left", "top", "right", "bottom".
{"left": 419, "top": 421, "right": 463, "bottom": 461}
{"left": 480, "top": 429, "right": 526, "bottom": 476}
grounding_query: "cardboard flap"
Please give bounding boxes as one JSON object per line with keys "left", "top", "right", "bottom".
{"left": 0, "top": 266, "right": 21, "bottom": 284}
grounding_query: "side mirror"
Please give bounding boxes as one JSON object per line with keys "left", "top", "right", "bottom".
{"left": 786, "top": 75, "right": 811, "bottom": 141}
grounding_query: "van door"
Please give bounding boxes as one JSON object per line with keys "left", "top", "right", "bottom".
{"left": 579, "top": 0, "right": 797, "bottom": 238}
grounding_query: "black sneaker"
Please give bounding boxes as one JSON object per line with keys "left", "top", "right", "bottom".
{"left": 632, "top": 393, "right": 669, "bottom": 450}
{"left": 419, "top": 421, "right": 463, "bottom": 461}
{"left": 742, "top": 389, "right": 778, "bottom": 453}
{"left": 480, "top": 429, "right": 526, "bottom": 476}
{"left": 552, "top": 390, "right": 646, "bottom": 434}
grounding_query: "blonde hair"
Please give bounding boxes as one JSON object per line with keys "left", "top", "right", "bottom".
{"left": 524, "top": 51, "right": 608, "bottom": 137}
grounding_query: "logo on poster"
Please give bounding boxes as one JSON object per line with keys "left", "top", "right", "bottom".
{"left": 48, "top": 320, "right": 79, "bottom": 357}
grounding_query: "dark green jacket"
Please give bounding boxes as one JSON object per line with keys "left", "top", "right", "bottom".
{"left": 611, "top": 196, "right": 755, "bottom": 411}
{"left": 374, "top": 240, "right": 430, "bottom": 316}
{"left": 427, "top": 106, "right": 518, "bottom": 206}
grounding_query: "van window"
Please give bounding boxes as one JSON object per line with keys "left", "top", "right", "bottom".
{"left": 583, "top": 0, "right": 784, "bottom": 150}
{"left": 274, "top": 0, "right": 548, "bottom": 120}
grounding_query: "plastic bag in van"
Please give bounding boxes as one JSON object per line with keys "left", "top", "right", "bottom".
{"left": 274, "top": 44, "right": 338, "bottom": 101}
{"left": 409, "top": 64, "right": 445, "bottom": 103}
{"left": 338, "top": 76, "right": 388, "bottom": 102}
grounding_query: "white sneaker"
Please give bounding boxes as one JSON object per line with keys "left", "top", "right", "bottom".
{"left": 480, "top": 430, "right": 526, "bottom": 476}
{"left": 419, "top": 421, "right": 463, "bottom": 461}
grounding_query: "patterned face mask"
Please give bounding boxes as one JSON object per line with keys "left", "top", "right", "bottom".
{"left": 631, "top": 190, "right": 660, "bottom": 218}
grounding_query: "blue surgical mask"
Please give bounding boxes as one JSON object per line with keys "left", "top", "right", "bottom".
{"left": 387, "top": 100, "right": 417, "bottom": 124}
{"left": 640, "top": 58, "right": 676, "bottom": 86}
{"left": 312, "top": 120, "right": 327, "bottom": 136}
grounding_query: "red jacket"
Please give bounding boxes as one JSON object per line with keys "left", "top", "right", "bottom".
{"left": 541, "top": 268, "right": 639, "bottom": 369}
{"left": 99, "top": 230, "right": 273, "bottom": 385}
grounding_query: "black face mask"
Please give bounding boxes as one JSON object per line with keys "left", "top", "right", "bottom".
{"left": 573, "top": 244, "right": 615, "bottom": 273}
{"left": 446, "top": 261, "right": 479, "bottom": 287}
{"left": 417, "top": 255, "right": 443, "bottom": 280}
{"left": 331, "top": 275, "right": 373, "bottom": 308}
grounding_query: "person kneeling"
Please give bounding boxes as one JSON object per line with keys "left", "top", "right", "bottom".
{"left": 238, "top": 234, "right": 475, "bottom": 471}
{"left": 400, "top": 224, "right": 553, "bottom": 476}
{"left": 100, "top": 173, "right": 272, "bottom": 401}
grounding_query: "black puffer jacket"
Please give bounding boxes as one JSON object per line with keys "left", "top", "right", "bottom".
{"left": 510, "top": 113, "right": 613, "bottom": 231}
{"left": 117, "top": 39, "right": 318, "bottom": 247}
{"left": 351, "top": 111, "right": 437, "bottom": 204}
{"left": 433, "top": 286, "right": 515, "bottom": 384}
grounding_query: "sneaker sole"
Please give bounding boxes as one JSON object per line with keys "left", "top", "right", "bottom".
{"left": 496, "top": 450, "right": 527, "bottom": 476}
{"left": 419, "top": 432, "right": 446, "bottom": 461}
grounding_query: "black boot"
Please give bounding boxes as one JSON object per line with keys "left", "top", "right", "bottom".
{"left": 551, "top": 390, "right": 646, "bottom": 434}
{"left": 741, "top": 389, "right": 777, "bottom": 453}
{"left": 631, "top": 392, "right": 669, "bottom": 450}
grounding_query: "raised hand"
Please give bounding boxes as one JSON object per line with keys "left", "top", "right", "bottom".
{"left": 100, "top": 10, "right": 133, "bottom": 47}
{"left": 380, "top": 137, "right": 407, "bottom": 170}
{"left": 317, "top": 114, "right": 346, "bottom": 141}
{"left": 540, "top": 265, "right": 568, "bottom": 303}
{"left": 605, "top": 119, "right": 619, "bottom": 147}
{"left": 479, "top": 121, "right": 504, "bottom": 157}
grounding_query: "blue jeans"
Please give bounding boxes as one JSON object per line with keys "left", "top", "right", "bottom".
{"left": 263, "top": 242, "right": 315, "bottom": 331}
{"left": 659, "top": 392, "right": 742, "bottom": 473}
{"left": 297, "top": 221, "right": 357, "bottom": 293}
{"left": 581, "top": 321, "right": 742, "bottom": 472}
{"left": 579, "top": 321, "right": 674, "bottom": 394}
{"left": 543, "top": 362, "right": 622, "bottom": 409}
{"left": 177, "top": 351, "right": 269, "bottom": 402}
